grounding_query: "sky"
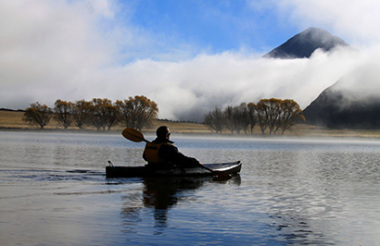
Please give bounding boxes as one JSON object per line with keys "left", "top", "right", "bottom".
{"left": 2, "top": 0, "right": 380, "bottom": 121}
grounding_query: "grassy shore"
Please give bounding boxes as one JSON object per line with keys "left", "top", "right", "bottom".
{"left": 2, "top": 110, "right": 380, "bottom": 138}
{"left": 0, "top": 110, "right": 210, "bottom": 134}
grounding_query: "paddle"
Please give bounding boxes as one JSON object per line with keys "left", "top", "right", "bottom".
{"left": 122, "top": 128, "right": 149, "bottom": 143}
{"left": 121, "top": 128, "right": 229, "bottom": 177}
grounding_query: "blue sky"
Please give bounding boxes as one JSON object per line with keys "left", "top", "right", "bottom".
{"left": 125, "top": 0, "right": 296, "bottom": 54}
{"left": 101, "top": 0, "right": 379, "bottom": 62}
{"left": 1, "top": 0, "right": 380, "bottom": 120}
{"left": 107, "top": 0, "right": 305, "bottom": 62}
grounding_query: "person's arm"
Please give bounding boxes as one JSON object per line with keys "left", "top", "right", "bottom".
{"left": 159, "top": 144, "right": 201, "bottom": 167}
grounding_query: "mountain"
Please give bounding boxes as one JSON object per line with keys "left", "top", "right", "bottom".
{"left": 263, "top": 27, "right": 380, "bottom": 129}
{"left": 264, "top": 27, "right": 349, "bottom": 59}
{"left": 303, "top": 64, "right": 380, "bottom": 129}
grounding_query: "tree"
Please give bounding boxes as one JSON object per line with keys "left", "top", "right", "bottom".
{"left": 233, "top": 103, "right": 250, "bottom": 134}
{"left": 279, "top": 99, "right": 305, "bottom": 134}
{"left": 256, "top": 98, "right": 305, "bottom": 135}
{"left": 266, "top": 98, "right": 283, "bottom": 135}
{"left": 223, "top": 106, "right": 235, "bottom": 134}
{"left": 256, "top": 98, "right": 282, "bottom": 135}
{"left": 256, "top": 99, "right": 270, "bottom": 134}
{"left": 104, "top": 103, "right": 119, "bottom": 131}
{"left": 73, "top": 100, "right": 92, "bottom": 129}
{"left": 23, "top": 102, "right": 52, "bottom": 129}
{"left": 204, "top": 98, "right": 304, "bottom": 135}
{"left": 88, "top": 98, "right": 119, "bottom": 131}
{"left": 247, "top": 102, "right": 257, "bottom": 134}
{"left": 116, "top": 95, "right": 158, "bottom": 131}
{"left": 54, "top": 100, "right": 74, "bottom": 129}
{"left": 203, "top": 107, "right": 224, "bottom": 133}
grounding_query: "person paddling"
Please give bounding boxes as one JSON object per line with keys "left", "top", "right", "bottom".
{"left": 143, "top": 126, "right": 202, "bottom": 168}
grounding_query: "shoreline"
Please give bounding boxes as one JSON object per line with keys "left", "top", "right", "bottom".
{"left": 2, "top": 125, "right": 380, "bottom": 141}
{"left": 2, "top": 110, "right": 380, "bottom": 139}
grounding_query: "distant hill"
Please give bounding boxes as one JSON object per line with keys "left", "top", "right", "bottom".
{"left": 303, "top": 64, "right": 380, "bottom": 129}
{"left": 0, "top": 108, "right": 25, "bottom": 112}
{"left": 265, "top": 27, "right": 380, "bottom": 129}
{"left": 264, "top": 27, "right": 349, "bottom": 59}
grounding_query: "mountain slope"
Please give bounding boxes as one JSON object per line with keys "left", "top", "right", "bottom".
{"left": 264, "top": 27, "right": 348, "bottom": 59}
{"left": 303, "top": 64, "right": 380, "bottom": 128}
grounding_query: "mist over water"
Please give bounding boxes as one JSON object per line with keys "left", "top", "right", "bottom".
{"left": 1, "top": 131, "right": 380, "bottom": 245}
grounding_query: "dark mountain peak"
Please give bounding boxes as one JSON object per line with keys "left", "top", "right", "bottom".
{"left": 303, "top": 64, "right": 380, "bottom": 129}
{"left": 264, "top": 27, "right": 349, "bottom": 59}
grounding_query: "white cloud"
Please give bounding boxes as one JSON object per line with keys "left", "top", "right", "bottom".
{"left": 1, "top": 0, "right": 380, "bottom": 122}
{"left": 279, "top": 0, "right": 380, "bottom": 48}
{"left": 82, "top": 48, "right": 363, "bottom": 121}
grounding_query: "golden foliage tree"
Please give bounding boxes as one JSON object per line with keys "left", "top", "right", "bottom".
{"left": 23, "top": 102, "right": 53, "bottom": 129}
{"left": 54, "top": 100, "right": 74, "bottom": 129}
{"left": 279, "top": 99, "right": 305, "bottom": 134}
{"left": 256, "top": 98, "right": 283, "bottom": 135}
{"left": 73, "top": 100, "right": 92, "bottom": 129}
{"left": 89, "top": 98, "right": 119, "bottom": 131}
{"left": 204, "top": 98, "right": 305, "bottom": 135}
{"left": 116, "top": 95, "right": 158, "bottom": 131}
{"left": 256, "top": 98, "right": 305, "bottom": 135}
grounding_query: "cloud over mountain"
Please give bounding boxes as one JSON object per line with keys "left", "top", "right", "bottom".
{"left": 303, "top": 62, "right": 380, "bottom": 128}
{"left": 264, "top": 27, "right": 349, "bottom": 59}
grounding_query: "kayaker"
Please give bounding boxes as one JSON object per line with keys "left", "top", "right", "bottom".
{"left": 143, "top": 126, "right": 202, "bottom": 168}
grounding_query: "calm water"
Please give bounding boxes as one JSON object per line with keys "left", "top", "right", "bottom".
{"left": 1, "top": 131, "right": 380, "bottom": 246}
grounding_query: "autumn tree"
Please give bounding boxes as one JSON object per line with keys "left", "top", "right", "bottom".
{"left": 256, "top": 99, "right": 270, "bottom": 134}
{"left": 257, "top": 98, "right": 285, "bottom": 134}
{"left": 203, "top": 98, "right": 304, "bottom": 135}
{"left": 278, "top": 99, "right": 305, "bottom": 134}
{"left": 88, "top": 98, "right": 119, "bottom": 131}
{"left": 116, "top": 95, "right": 158, "bottom": 131}
{"left": 54, "top": 100, "right": 74, "bottom": 129}
{"left": 23, "top": 102, "right": 53, "bottom": 129}
{"left": 268, "top": 98, "right": 283, "bottom": 134}
{"left": 104, "top": 103, "right": 120, "bottom": 131}
{"left": 72, "top": 100, "right": 92, "bottom": 129}
{"left": 256, "top": 98, "right": 305, "bottom": 135}
{"left": 203, "top": 106, "right": 224, "bottom": 133}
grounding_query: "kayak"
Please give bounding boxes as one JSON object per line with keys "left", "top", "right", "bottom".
{"left": 105, "top": 161, "right": 242, "bottom": 178}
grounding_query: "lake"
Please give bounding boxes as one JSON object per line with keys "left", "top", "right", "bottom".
{"left": 1, "top": 130, "right": 380, "bottom": 245}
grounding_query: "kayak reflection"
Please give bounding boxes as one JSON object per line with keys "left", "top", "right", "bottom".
{"left": 120, "top": 175, "right": 241, "bottom": 234}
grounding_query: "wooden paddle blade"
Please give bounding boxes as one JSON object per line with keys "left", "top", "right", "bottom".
{"left": 122, "top": 128, "right": 147, "bottom": 143}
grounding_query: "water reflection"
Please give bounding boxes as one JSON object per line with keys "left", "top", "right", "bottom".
{"left": 3, "top": 131, "right": 380, "bottom": 245}
{"left": 120, "top": 176, "right": 241, "bottom": 235}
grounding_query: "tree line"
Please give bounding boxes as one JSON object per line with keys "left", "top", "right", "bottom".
{"left": 203, "top": 98, "right": 305, "bottom": 135}
{"left": 23, "top": 96, "right": 158, "bottom": 131}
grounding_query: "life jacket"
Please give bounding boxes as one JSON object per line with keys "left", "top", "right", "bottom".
{"left": 143, "top": 141, "right": 172, "bottom": 164}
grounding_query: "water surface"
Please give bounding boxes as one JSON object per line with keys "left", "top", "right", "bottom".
{"left": 1, "top": 131, "right": 380, "bottom": 245}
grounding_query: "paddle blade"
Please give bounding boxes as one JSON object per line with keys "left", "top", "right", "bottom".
{"left": 122, "top": 128, "right": 147, "bottom": 143}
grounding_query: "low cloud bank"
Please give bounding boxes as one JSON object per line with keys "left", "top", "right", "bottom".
{"left": 74, "top": 46, "right": 366, "bottom": 121}
{"left": 2, "top": 1, "right": 380, "bottom": 122}
{"left": 0, "top": 45, "right": 370, "bottom": 121}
